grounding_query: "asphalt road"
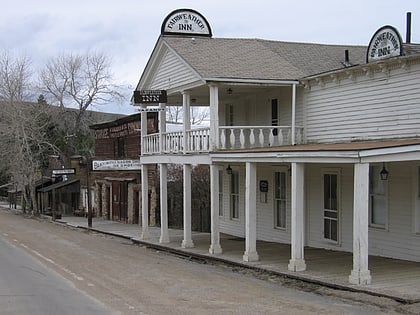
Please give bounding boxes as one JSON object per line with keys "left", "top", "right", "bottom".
{"left": 0, "top": 234, "right": 116, "bottom": 315}
{"left": 0, "top": 208, "right": 416, "bottom": 315}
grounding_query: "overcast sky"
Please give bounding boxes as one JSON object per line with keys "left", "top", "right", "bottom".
{"left": 0, "top": 0, "right": 419, "bottom": 114}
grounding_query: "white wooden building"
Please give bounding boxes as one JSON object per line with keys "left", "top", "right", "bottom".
{"left": 135, "top": 9, "right": 420, "bottom": 285}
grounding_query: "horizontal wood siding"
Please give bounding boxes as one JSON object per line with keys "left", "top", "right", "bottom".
{"left": 305, "top": 65, "right": 420, "bottom": 143}
{"left": 150, "top": 49, "right": 199, "bottom": 90}
{"left": 256, "top": 166, "right": 291, "bottom": 243}
{"left": 368, "top": 162, "right": 420, "bottom": 262}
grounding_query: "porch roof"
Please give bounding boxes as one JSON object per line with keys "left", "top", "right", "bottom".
{"left": 216, "top": 139, "right": 420, "bottom": 153}
{"left": 211, "top": 139, "right": 420, "bottom": 163}
{"left": 38, "top": 179, "right": 79, "bottom": 193}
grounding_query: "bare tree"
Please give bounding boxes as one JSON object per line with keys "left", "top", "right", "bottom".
{"left": 0, "top": 51, "right": 32, "bottom": 102}
{"left": 166, "top": 106, "right": 209, "bottom": 126}
{"left": 39, "top": 51, "right": 123, "bottom": 157}
{"left": 0, "top": 51, "right": 57, "bottom": 214}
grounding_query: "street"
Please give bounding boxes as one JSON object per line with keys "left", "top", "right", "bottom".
{"left": 0, "top": 235, "right": 116, "bottom": 315}
{"left": 0, "top": 208, "right": 415, "bottom": 315}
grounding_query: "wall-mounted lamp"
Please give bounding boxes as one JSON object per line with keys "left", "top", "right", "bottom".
{"left": 227, "top": 88, "right": 233, "bottom": 95}
{"left": 380, "top": 162, "right": 389, "bottom": 180}
{"left": 226, "top": 165, "right": 233, "bottom": 175}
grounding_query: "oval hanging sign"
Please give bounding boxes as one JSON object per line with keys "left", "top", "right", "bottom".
{"left": 161, "top": 8, "right": 212, "bottom": 37}
{"left": 367, "top": 25, "right": 403, "bottom": 63}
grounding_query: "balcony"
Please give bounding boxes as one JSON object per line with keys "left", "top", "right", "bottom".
{"left": 141, "top": 126, "right": 304, "bottom": 155}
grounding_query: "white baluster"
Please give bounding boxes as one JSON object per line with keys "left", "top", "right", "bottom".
{"left": 278, "top": 128, "right": 283, "bottom": 146}
{"left": 220, "top": 129, "right": 226, "bottom": 149}
{"left": 230, "top": 129, "right": 235, "bottom": 149}
{"left": 269, "top": 128, "right": 274, "bottom": 146}
{"left": 240, "top": 129, "right": 245, "bottom": 149}
{"left": 259, "top": 128, "right": 264, "bottom": 147}
{"left": 249, "top": 128, "right": 255, "bottom": 148}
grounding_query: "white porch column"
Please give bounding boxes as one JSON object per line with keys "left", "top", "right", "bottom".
{"left": 140, "top": 104, "right": 147, "bottom": 156}
{"left": 140, "top": 164, "right": 149, "bottom": 240}
{"left": 243, "top": 162, "right": 259, "bottom": 262}
{"left": 349, "top": 163, "right": 372, "bottom": 285}
{"left": 291, "top": 83, "right": 297, "bottom": 145}
{"left": 182, "top": 164, "right": 194, "bottom": 248}
{"left": 182, "top": 91, "right": 191, "bottom": 153}
{"left": 288, "top": 162, "right": 307, "bottom": 271}
{"left": 159, "top": 163, "right": 170, "bottom": 243}
{"left": 159, "top": 102, "right": 166, "bottom": 153}
{"left": 209, "top": 164, "right": 222, "bottom": 254}
{"left": 209, "top": 84, "right": 219, "bottom": 150}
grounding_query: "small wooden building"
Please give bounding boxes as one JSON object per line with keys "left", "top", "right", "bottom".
{"left": 90, "top": 113, "right": 158, "bottom": 224}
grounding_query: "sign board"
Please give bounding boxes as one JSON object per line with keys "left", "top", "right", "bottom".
{"left": 52, "top": 168, "right": 76, "bottom": 175}
{"left": 92, "top": 159, "right": 141, "bottom": 171}
{"left": 137, "top": 107, "right": 165, "bottom": 112}
{"left": 133, "top": 90, "right": 167, "bottom": 105}
{"left": 367, "top": 25, "right": 403, "bottom": 63}
{"left": 161, "top": 8, "right": 212, "bottom": 37}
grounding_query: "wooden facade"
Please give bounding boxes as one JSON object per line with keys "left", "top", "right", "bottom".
{"left": 90, "top": 113, "right": 158, "bottom": 224}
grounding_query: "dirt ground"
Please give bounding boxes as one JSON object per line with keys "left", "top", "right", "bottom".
{"left": 0, "top": 209, "right": 418, "bottom": 315}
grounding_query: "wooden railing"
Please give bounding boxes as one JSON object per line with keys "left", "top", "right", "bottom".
{"left": 142, "top": 126, "right": 303, "bottom": 155}
{"left": 219, "top": 126, "right": 303, "bottom": 150}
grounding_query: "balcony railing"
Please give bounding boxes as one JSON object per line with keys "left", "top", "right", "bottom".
{"left": 219, "top": 126, "right": 303, "bottom": 150}
{"left": 142, "top": 126, "right": 303, "bottom": 155}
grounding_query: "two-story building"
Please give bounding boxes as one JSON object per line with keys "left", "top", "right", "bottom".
{"left": 90, "top": 113, "right": 158, "bottom": 224}
{"left": 135, "top": 9, "right": 420, "bottom": 285}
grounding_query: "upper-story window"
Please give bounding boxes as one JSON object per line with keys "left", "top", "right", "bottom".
{"left": 226, "top": 104, "right": 234, "bottom": 126}
{"left": 271, "top": 99, "right": 279, "bottom": 136}
{"left": 114, "top": 138, "right": 126, "bottom": 158}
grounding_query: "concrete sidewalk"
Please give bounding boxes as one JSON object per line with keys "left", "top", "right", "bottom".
{"left": 54, "top": 215, "right": 420, "bottom": 304}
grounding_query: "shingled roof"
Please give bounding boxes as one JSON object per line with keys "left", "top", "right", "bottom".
{"left": 162, "top": 36, "right": 367, "bottom": 81}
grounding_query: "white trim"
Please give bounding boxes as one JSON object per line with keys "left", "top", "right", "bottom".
{"left": 321, "top": 167, "right": 341, "bottom": 245}
{"left": 368, "top": 164, "right": 389, "bottom": 230}
{"left": 205, "top": 77, "right": 300, "bottom": 86}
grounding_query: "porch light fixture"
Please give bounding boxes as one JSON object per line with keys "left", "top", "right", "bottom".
{"left": 380, "top": 163, "right": 389, "bottom": 181}
{"left": 227, "top": 88, "right": 233, "bottom": 95}
{"left": 226, "top": 165, "right": 233, "bottom": 175}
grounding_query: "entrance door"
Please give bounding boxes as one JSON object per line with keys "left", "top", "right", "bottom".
{"left": 323, "top": 171, "right": 340, "bottom": 243}
{"left": 112, "top": 181, "right": 128, "bottom": 222}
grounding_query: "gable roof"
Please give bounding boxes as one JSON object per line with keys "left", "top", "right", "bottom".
{"left": 161, "top": 36, "right": 367, "bottom": 81}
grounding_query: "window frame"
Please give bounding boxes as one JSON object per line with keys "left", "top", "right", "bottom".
{"left": 322, "top": 168, "right": 341, "bottom": 244}
{"left": 273, "top": 169, "right": 288, "bottom": 229}
{"left": 230, "top": 170, "right": 240, "bottom": 220}
{"left": 369, "top": 164, "right": 389, "bottom": 230}
{"left": 218, "top": 170, "right": 224, "bottom": 217}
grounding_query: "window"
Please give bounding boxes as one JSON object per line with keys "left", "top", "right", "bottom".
{"left": 274, "top": 171, "right": 287, "bottom": 228}
{"left": 369, "top": 165, "right": 388, "bottom": 228}
{"left": 416, "top": 166, "right": 420, "bottom": 233}
{"left": 218, "top": 170, "right": 224, "bottom": 217}
{"left": 227, "top": 104, "right": 234, "bottom": 126}
{"left": 230, "top": 170, "right": 239, "bottom": 219}
{"left": 271, "top": 99, "right": 279, "bottom": 136}
{"left": 323, "top": 172, "right": 339, "bottom": 242}
{"left": 114, "top": 138, "right": 126, "bottom": 158}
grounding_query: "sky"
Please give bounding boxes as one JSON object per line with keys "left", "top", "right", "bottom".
{"left": 0, "top": 0, "right": 419, "bottom": 114}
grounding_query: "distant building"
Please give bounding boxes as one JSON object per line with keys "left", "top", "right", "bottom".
{"left": 90, "top": 113, "right": 159, "bottom": 224}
